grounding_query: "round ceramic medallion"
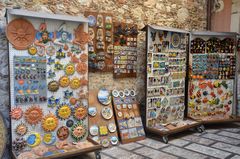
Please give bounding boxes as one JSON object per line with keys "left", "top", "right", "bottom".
{"left": 43, "top": 132, "right": 56, "bottom": 145}
{"left": 6, "top": 18, "right": 35, "bottom": 50}
{"left": 130, "top": 90, "right": 136, "bottom": 96}
{"left": 74, "top": 106, "right": 87, "bottom": 120}
{"left": 112, "top": 89, "right": 119, "bottom": 97}
{"left": 10, "top": 107, "right": 23, "bottom": 120}
{"left": 108, "top": 123, "right": 116, "bottom": 133}
{"left": 117, "top": 112, "right": 123, "bottom": 117}
{"left": 116, "top": 105, "right": 121, "bottom": 110}
{"left": 41, "top": 113, "right": 59, "bottom": 132}
{"left": 88, "top": 15, "right": 97, "bottom": 27}
{"left": 56, "top": 104, "right": 72, "bottom": 120}
{"left": 65, "top": 63, "right": 75, "bottom": 75}
{"left": 124, "top": 89, "right": 130, "bottom": 96}
{"left": 46, "top": 45, "right": 56, "bottom": 56}
{"left": 24, "top": 105, "right": 43, "bottom": 125}
{"left": 57, "top": 126, "right": 69, "bottom": 140}
{"left": 66, "top": 119, "right": 74, "bottom": 128}
{"left": 101, "top": 138, "right": 110, "bottom": 148}
{"left": 76, "top": 62, "right": 87, "bottom": 74}
{"left": 59, "top": 76, "right": 70, "bottom": 87}
{"left": 110, "top": 136, "right": 118, "bottom": 145}
{"left": 119, "top": 91, "right": 125, "bottom": 98}
{"left": 48, "top": 80, "right": 59, "bottom": 92}
{"left": 12, "top": 137, "right": 27, "bottom": 151}
{"left": 69, "top": 97, "right": 78, "bottom": 105}
{"left": 98, "top": 88, "right": 111, "bottom": 105}
{"left": 71, "top": 122, "right": 87, "bottom": 141}
{"left": 171, "top": 33, "right": 180, "bottom": 48}
{"left": 27, "top": 132, "right": 41, "bottom": 147}
{"left": 70, "top": 77, "right": 81, "bottom": 89}
{"left": 15, "top": 123, "right": 28, "bottom": 136}
{"left": 28, "top": 46, "right": 37, "bottom": 55}
{"left": 88, "top": 107, "right": 97, "bottom": 117}
{"left": 89, "top": 125, "right": 99, "bottom": 136}
{"left": 80, "top": 53, "right": 88, "bottom": 62}
{"left": 37, "top": 46, "right": 45, "bottom": 56}
{"left": 101, "top": 107, "right": 113, "bottom": 120}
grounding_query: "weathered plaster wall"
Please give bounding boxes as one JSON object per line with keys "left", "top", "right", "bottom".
{"left": 0, "top": 0, "right": 207, "bottom": 158}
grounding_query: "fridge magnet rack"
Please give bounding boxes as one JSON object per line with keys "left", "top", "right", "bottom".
{"left": 6, "top": 9, "right": 102, "bottom": 159}
{"left": 188, "top": 31, "right": 240, "bottom": 124}
{"left": 143, "top": 25, "right": 203, "bottom": 144}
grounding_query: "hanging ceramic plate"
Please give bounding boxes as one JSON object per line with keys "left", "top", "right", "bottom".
{"left": 89, "top": 125, "right": 99, "bottom": 136}
{"left": 119, "top": 91, "right": 125, "bottom": 98}
{"left": 130, "top": 90, "right": 136, "bottom": 97}
{"left": 112, "top": 89, "right": 119, "bottom": 97}
{"left": 88, "top": 15, "right": 97, "bottom": 27}
{"left": 117, "top": 112, "right": 123, "bottom": 118}
{"left": 101, "top": 107, "right": 113, "bottom": 120}
{"left": 92, "top": 136, "right": 100, "bottom": 143}
{"left": 116, "top": 105, "right": 121, "bottom": 110}
{"left": 101, "top": 138, "right": 110, "bottom": 148}
{"left": 98, "top": 88, "right": 111, "bottom": 105}
{"left": 27, "top": 132, "right": 41, "bottom": 147}
{"left": 171, "top": 33, "right": 180, "bottom": 48}
{"left": 124, "top": 89, "right": 130, "bottom": 96}
{"left": 108, "top": 123, "right": 116, "bottom": 133}
{"left": 161, "top": 97, "right": 168, "bottom": 107}
{"left": 43, "top": 132, "right": 57, "bottom": 145}
{"left": 110, "top": 136, "right": 118, "bottom": 145}
{"left": 88, "top": 107, "right": 97, "bottom": 117}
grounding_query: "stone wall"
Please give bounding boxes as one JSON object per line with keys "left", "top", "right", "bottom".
{"left": 0, "top": 0, "right": 207, "bottom": 158}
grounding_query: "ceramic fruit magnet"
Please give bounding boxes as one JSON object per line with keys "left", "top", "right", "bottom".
{"left": 59, "top": 76, "right": 70, "bottom": 88}
{"left": 71, "top": 121, "right": 87, "bottom": 141}
{"left": 56, "top": 104, "right": 72, "bottom": 120}
{"left": 65, "top": 63, "right": 75, "bottom": 76}
{"left": 70, "top": 77, "right": 81, "bottom": 89}
{"left": 12, "top": 137, "right": 27, "bottom": 151}
{"left": 28, "top": 46, "right": 37, "bottom": 55}
{"left": 108, "top": 123, "right": 116, "bottom": 133}
{"left": 10, "top": 107, "right": 23, "bottom": 120}
{"left": 80, "top": 53, "right": 88, "bottom": 62}
{"left": 76, "top": 62, "right": 87, "bottom": 74}
{"left": 41, "top": 113, "right": 59, "bottom": 132}
{"left": 98, "top": 88, "right": 111, "bottom": 105}
{"left": 48, "top": 80, "right": 59, "bottom": 92}
{"left": 73, "top": 106, "right": 87, "bottom": 120}
{"left": 27, "top": 132, "right": 41, "bottom": 147}
{"left": 6, "top": 18, "right": 35, "bottom": 50}
{"left": 110, "top": 136, "right": 118, "bottom": 145}
{"left": 15, "top": 123, "right": 28, "bottom": 136}
{"left": 24, "top": 105, "right": 43, "bottom": 125}
{"left": 43, "top": 132, "right": 57, "bottom": 145}
{"left": 89, "top": 125, "right": 99, "bottom": 136}
{"left": 57, "top": 126, "right": 69, "bottom": 140}
{"left": 99, "top": 125, "right": 108, "bottom": 136}
{"left": 66, "top": 119, "right": 74, "bottom": 128}
{"left": 101, "top": 138, "right": 110, "bottom": 148}
{"left": 101, "top": 107, "right": 113, "bottom": 120}
{"left": 112, "top": 89, "right": 119, "bottom": 97}
{"left": 88, "top": 107, "right": 97, "bottom": 117}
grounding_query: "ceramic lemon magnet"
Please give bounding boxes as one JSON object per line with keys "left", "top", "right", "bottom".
{"left": 27, "top": 132, "right": 41, "bottom": 147}
{"left": 28, "top": 46, "right": 37, "bottom": 55}
{"left": 73, "top": 105, "right": 87, "bottom": 120}
{"left": 43, "top": 132, "right": 56, "bottom": 145}
{"left": 71, "top": 121, "right": 87, "bottom": 141}
{"left": 70, "top": 77, "right": 81, "bottom": 89}
{"left": 56, "top": 104, "right": 72, "bottom": 120}
{"left": 24, "top": 105, "right": 43, "bottom": 125}
{"left": 59, "top": 76, "right": 70, "bottom": 88}
{"left": 65, "top": 63, "right": 75, "bottom": 76}
{"left": 89, "top": 125, "right": 99, "bottom": 136}
{"left": 57, "top": 126, "right": 69, "bottom": 140}
{"left": 15, "top": 123, "right": 28, "bottom": 136}
{"left": 41, "top": 113, "right": 59, "bottom": 132}
{"left": 101, "top": 107, "right": 113, "bottom": 120}
{"left": 10, "top": 107, "right": 23, "bottom": 120}
{"left": 98, "top": 88, "right": 111, "bottom": 105}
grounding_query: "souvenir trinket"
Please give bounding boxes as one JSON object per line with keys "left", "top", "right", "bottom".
{"left": 110, "top": 136, "right": 118, "bottom": 145}
{"left": 64, "top": 90, "right": 73, "bottom": 99}
{"left": 43, "top": 132, "right": 57, "bottom": 145}
{"left": 35, "top": 22, "right": 55, "bottom": 48}
{"left": 47, "top": 69, "right": 56, "bottom": 79}
{"left": 69, "top": 97, "right": 78, "bottom": 105}
{"left": 15, "top": 123, "right": 28, "bottom": 136}
{"left": 48, "top": 80, "right": 59, "bottom": 92}
{"left": 57, "top": 104, "right": 72, "bottom": 120}
{"left": 6, "top": 18, "right": 35, "bottom": 50}
{"left": 66, "top": 119, "right": 74, "bottom": 128}
{"left": 73, "top": 24, "right": 90, "bottom": 50}
{"left": 89, "top": 125, "right": 99, "bottom": 136}
{"left": 80, "top": 53, "right": 88, "bottom": 62}
{"left": 41, "top": 113, "right": 59, "bottom": 132}
{"left": 88, "top": 15, "right": 97, "bottom": 27}
{"left": 12, "top": 137, "right": 27, "bottom": 151}
{"left": 57, "top": 126, "right": 69, "bottom": 140}
{"left": 124, "top": 89, "right": 130, "bottom": 96}
{"left": 119, "top": 91, "right": 125, "bottom": 98}
{"left": 59, "top": 76, "right": 70, "bottom": 88}
{"left": 47, "top": 57, "right": 55, "bottom": 65}
{"left": 46, "top": 45, "right": 56, "bottom": 56}
{"left": 54, "top": 23, "right": 72, "bottom": 50}
{"left": 70, "top": 77, "right": 81, "bottom": 89}
{"left": 73, "top": 106, "right": 87, "bottom": 120}
{"left": 48, "top": 96, "right": 60, "bottom": 108}
{"left": 112, "top": 89, "right": 119, "bottom": 97}
{"left": 24, "top": 105, "right": 43, "bottom": 125}
{"left": 99, "top": 125, "right": 108, "bottom": 136}
{"left": 108, "top": 123, "right": 116, "bottom": 133}
{"left": 76, "top": 62, "right": 87, "bottom": 74}
{"left": 56, "top": 48, "right": 66, "bottom": 59}
{"left": 171, "top": 33, "right": 180, "bottom": 48}
{"left": 98, "top": 88, "right": 111, "bottom": 105}
{"left": 28, "top": 46, "right": 37, "bottom": 55}
{"left": 92, "top": 136, "right": 100, "bottom": 143}
{"left": 101, "top": 138, "right": 110, "bottom": 147}
{"left": 71, "top": 121, "right": 87, "bottom": 141}
{"left": 101, "top": 107, "right": 113, "bottom": 120}
{"left": 27, "top": 132, "right": 41, "bottom": 147}
{"left": 118, "top": 112, "right": 123, "bottom": 117}
{"left": 32, "top": 145, "right": 49, "bottom": 156}
{"left": 88, "top": 107, "right": 97, "bottom": 117}
{"left": 10, "top": 107, "right": 23, "bottom": 120}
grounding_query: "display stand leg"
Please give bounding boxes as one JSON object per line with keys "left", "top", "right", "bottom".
{"left": 162, "top": 136, "right": 168, "bottom": 144}
{"left": 95, "top": 151, "right": 101, "bottom": 159}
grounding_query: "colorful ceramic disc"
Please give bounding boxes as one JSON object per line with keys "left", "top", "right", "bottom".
{"left": 65, "top": 63, "right": 75, "bottom": 76}
{"left": 27, "top": 132, "right": 41, "bottom": 147}
{"left": 171, "top": 33, "right": 180, "bottom": 48}
{"left": 71, "top": 121, "right": 87, "bottom": 141}
{"left": 119, "top": 91, "right": 125, "bottom": 98}
{"left": 57, "top": 104, "right": 72, "bottom": 120}
{"left": 70, "top": 77, "right": 81, "bottom": 89}
{"left": 57, "top": 126, "right": 69, "bottom": 140}
{"left": 76, "top": 62, "right": 87, "bottom": 74}
{"left": 99, "top": 125, "right": 108, "bottom": 136}
{"left": 108, "top": 123, "right": 116, "bottom": 133}
{"left": 43, "top": 132, "right": 56, "bottom": 145}
{"left": 112, "top": 89, "right": 119, "bottom": 97}
{"left": 41, "top": 113, "right": 58, "bottom": 132}
{"left": 24, "top": 105, "right": 43, "bottom": 125}
{"left": 110, "top": 136, "right": 118, "bottom": 145}
{"left": 101, "top": 107, "right": 113, "bottom": 120}
{"left": 74, "top": 106, "right": 87, "bottom": 120}
{"left": 88, "top": 107, "right": 97, "bottom": 117}
{"left": 124, "top": 89, "right": 130, "bottom": 96}
{"left": 101, "top": 138, "right": 110, "bottom": 148}
{"left": 66, "top": 119, "right": 74, "bottom": 128}
{"left": 98, "top": 88, "right": 111, "bottom": 105}
{"left": 15, "top": 123, "right": 28, "bottom": 136}
{"left": 48, "top": 80, "right": 59, "bottom": 92}
{"left": 10, "top": 107, "right": 23, "bottom": 120}
{"left": 88, "top": 15, "right": 97, "bottom": 27}
{"left": 89, "top": 125, "right": 99, "bottom": 136}
{"left": 69, "top": 97, "right": 78, "bottom": 105}
{"left": 59, "top": 76, "right": 70, "bottom": 88}
{"left": 130, "top": 90, "right": 136, "bottom": 96}
{"left": 117, "top": 112, "right": 122, "bottom": 117}
{"left": 80, "top": 53, "right": 88, "bottom": 62}
{"left": 46, "top": 45, "right": 56, "bottom": 56}
{"left": 28, "top": 46, "right": 37, "bottom": 55}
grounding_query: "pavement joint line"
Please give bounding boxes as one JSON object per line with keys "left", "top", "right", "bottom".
{"left": 117, "top": 144, "right": 150, "bottom": 159}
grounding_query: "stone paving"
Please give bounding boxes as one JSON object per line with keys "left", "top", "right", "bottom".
{"left": 80, "top": 122, "right": 240, "bottom": 159}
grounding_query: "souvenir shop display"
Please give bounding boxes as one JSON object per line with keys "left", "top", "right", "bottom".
{"left": 84, "top": 11, "right": 114, "bottom": 72}
{"left": 143, "top": 25, "right": 202, "bottom": 144}
{"left": 113, "top": 23, "right": 138, "bottom": 78}
{"left": 112, "top": 89, "right": 145, "bottom": 144}
{"left": 188, "top": 31, "right": 240, "bottom": 123}
{"left": 88, "top": 89, "right": 119, "bottom": 148}
{"left": 6, "top": 9, "right": 101, "bottom": 159}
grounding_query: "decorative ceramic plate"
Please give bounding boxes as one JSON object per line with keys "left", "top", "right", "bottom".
{"left": 89, "top": 125, "right": 99, "bottom": 136}
{"left": 130, "top": 90, "right": 136, "bottom": 96}
{"left": 98, "top": 88, "right": 111, "bottom": 105}
{"left": 88, "top": 15, "right": 97, "bottom": 27}
{"left": 112, "top": 89, "right": 119, "bottom": 98}
{"left": 110, "top": 136, "right": 118, "bottom": 145}
{"left": 88, "top": 107, "right": 97, "bottom": 117}
{"left": 101, "top": 138, "right": 110, "bottom": 148}
{"left": 101, "top": 107, "right": 113, "bottom": 120}
{"left": 108, "top": 123, "right": 116, "bottom": 133}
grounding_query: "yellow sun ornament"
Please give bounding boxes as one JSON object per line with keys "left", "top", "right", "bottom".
{"left": 42, "top": 113, "right": 59, "bottom": 132}
{"left": 70, "top": 77, "right": 81, "bottom": 89}
{"left": 57, "top": 104, "right": 72, "bottom": 120}
{"left": 28, "top": 46, "right": 37, "bottom": 55}
{"left": 65, "top": 63, "right": 75, "bottom": 76}
{"left": 59, "top": 76, "right": 70, "bottom": 88}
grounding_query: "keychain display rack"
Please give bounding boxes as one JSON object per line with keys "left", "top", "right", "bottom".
{"left": 188, "top": 31, "right": 240, "bottom": 124}
{"left": 6, "top": 9, "right": 102, "bottom": 159}
{"left": 143, "top": 25, "right": 203, "bottom": 144}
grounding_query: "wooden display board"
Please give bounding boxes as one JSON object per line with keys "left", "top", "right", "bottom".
{"left": 112, "top": 89, "right": 145, "bottom": 144}
{"left": 6, "top": 9, "right": 101, "bottom": 159}
{"left": 188, "top": 31, "right": 239, "bottom": 123}
{"left": 88, "top": 89, "right": 119, "bottom": 148}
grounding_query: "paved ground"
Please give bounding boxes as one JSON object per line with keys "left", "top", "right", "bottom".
{"left": 81, "top": 122, "right": 240, "bottom": 159}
